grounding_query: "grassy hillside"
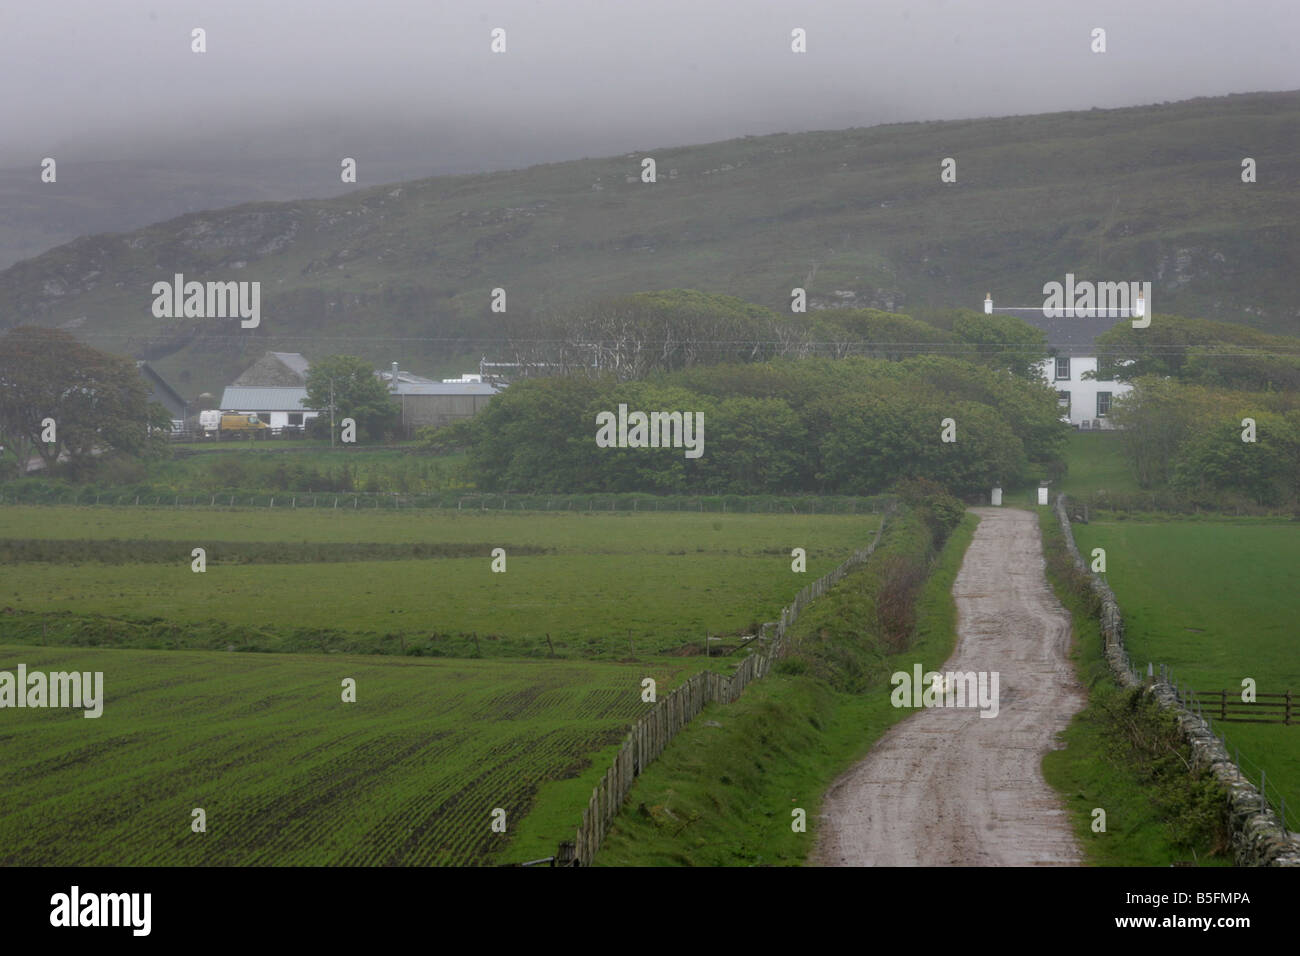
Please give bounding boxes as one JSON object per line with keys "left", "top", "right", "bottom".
{"left": 3, "top": 91, "right": 1298, "bottom": 395}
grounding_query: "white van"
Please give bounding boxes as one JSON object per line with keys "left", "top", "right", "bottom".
{"left": 199, "top": 409, "right": 222, "bottom": 437}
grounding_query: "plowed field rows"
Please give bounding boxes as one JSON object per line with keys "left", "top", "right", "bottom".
{"left": 0, "top": 645, "right": 696, "bottom": 865}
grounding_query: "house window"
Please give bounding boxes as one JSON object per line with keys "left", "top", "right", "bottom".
{"left": 1097, "top": 392, "right": 1112, "bottom": 417}
{"left": 1095, "top": 359, "right": 1113, "bottom": 382}
{"left": 1055, "top": 357, "right": 1070, "bottom": 381}
{"left": 1057, "top": 390, "right": 1071, "bottom": 411}
{"left": 288, "top": 413, "right": 304, "bottom": 426}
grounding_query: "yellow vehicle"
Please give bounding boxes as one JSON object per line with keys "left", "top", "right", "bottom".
{"left": 219, "top": 413, "right": 270, "bottom": 438}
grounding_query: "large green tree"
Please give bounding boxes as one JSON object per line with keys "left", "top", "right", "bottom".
{"left": 304, "top": 355, "right": 400, "bottom": 442}
{"left": 0, "top": 326, "right": 169, "bottom": 476}
{"left": 1171, "top": 410, "right": 1300, "bottom": 507}
{"left": 949, "top": 311, "right": 1049, "bottom": 381}
{"left": 1094, "top": 314, "right": 1300, "bottom": 389}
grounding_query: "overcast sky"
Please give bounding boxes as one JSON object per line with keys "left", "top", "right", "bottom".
{"left": 4, "top": 0, "right": 1299, "bottom": 171}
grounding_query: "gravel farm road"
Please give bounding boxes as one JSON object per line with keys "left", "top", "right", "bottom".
{"left": 812, "top": 507, "right": 1086, "bottom": 866}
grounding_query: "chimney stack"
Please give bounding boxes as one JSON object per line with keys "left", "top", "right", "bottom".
{"left": 984, "top": 293, "right": 993, "bottom": 314}
{"left": 390, "top": 361, "right": 399, "bottom": 393}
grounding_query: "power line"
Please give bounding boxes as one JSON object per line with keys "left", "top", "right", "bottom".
{"left": 5, "top": 330, "right": 1300, "bottom": 357}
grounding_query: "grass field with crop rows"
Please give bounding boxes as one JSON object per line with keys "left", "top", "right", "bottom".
{"left": 0, "top": 504, "right": 881, "bottom": 864}
{"left": 0, "top": 645, "right": 712, "bottom": 865}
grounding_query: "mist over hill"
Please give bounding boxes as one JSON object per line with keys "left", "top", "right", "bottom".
{"left": 2, "top": 90, "right": 1298, "bottom": 397}
{"left": 0, "top": 115, "right": 601, "bottom": 271}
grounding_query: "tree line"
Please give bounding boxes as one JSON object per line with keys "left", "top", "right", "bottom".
{"left": 430, "top": 355, "right": 1067, "bottom": 498}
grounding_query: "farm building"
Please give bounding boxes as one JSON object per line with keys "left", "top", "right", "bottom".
{"left": 219, "top": 351, "right": 320, "bottom": 430}
{"left": 384, "top": 361, "right": 503, "bottom": 436}
{"left": 216, "top": 386, "right": 319, "bottom": 431}
{"left": 215, "top": 354, "right": 499, "bottom": 435}
{"left": 136, "top": 361, "right": 187, "bottom": 420}
{"left": 390, "top": 382, "right": 502, "bottom": 436}
{"left": 232, "top": 351, "right": 311, "bottom": 387}
{"left": 986, "top": 295, "right": 1134, "bottom": 430}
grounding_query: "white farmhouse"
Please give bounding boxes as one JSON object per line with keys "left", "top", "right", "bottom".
{"left": 985, "top": 295, "right": 1133, "bottom": 430}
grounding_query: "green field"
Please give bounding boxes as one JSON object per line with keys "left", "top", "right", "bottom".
{"left": 0, "top": 645, "right": 709, "bottom": 865}
{"left": 1055, "top": 432, "right": 1140, "bottom": 499}
{"left": 0, "top": 502, "right": 873, "bottom": 551}
{"left": 106, "top": 443, "right": 470, "bottom": 497}
{"left": 1072, "top": 519, "right": 1300, "bottom": 825}
{"left": 0, "top": 504, "right": 883, "bottom": 864}
{"left": 0, "top": 505, "right": 877, "bottom": 657}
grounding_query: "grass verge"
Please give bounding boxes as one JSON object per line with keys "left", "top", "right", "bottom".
{"left": 585, "top": 507, "right": 978, "bottom": 866}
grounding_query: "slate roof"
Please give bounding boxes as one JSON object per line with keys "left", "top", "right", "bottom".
{"left": 991, "top": 307, "right": 1129, "bottom": 357}
{"left": 232, "top": 351, "right": 310, "bottom": 387}
{"left": 136, "top": 361, "right": 187, "bottom": 417}
{"left": 271, "top": 351, "right": 310, "bottom": 379}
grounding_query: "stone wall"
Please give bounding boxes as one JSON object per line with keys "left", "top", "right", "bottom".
{"left": 1053, "top": 493, "right": 1300, "bottom": 867}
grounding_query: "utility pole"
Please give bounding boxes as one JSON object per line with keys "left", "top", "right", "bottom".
{"left": 329, "top": 377, "right": 335, "bottom": 449}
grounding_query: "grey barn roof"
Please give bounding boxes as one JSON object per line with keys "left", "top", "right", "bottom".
{"left": 392, "top": 383, "right": 502, "bottom": 396}
{"left": 219, "top": 386, "right": 315, "bottom": 411}
{"left": 992, "top": 307, "right": 1129, "bottom": 357}
{"left": 136, "top": 361, "right": 187, "bottom": 418}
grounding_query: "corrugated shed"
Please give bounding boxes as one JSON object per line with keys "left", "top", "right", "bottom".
{"left": 219, "top": 386, "right": 315, "bottom": 411}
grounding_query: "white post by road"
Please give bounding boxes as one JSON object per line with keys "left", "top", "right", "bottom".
{"left": 991, "top": 487, "right": 1003, "bottom": 506}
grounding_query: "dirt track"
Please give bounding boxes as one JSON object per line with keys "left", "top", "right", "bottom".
{"left": 812, "top": 507, "right": 1085, "bottom": 866}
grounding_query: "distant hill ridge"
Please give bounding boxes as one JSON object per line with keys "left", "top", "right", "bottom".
{"left": 1, "top": 90, "right": 1297, "bottom": 396}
